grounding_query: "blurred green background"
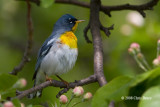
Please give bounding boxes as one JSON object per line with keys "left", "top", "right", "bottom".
{"left": 0, "top": 0, "right": 160, "bottom": 106}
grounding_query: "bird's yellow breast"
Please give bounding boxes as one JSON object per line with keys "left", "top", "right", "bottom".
{"left": 60, "top": 31, "right": 77, "bottom": 49}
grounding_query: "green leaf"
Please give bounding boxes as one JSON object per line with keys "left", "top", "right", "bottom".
{"left": 92, "top": 76, "right": 133, "bottom": 107}
{"left": 92, "top": 68, "right": 160, "bottom": 107}
{"left": 40, "top": 0, "right": 54, "bottom": 8}
{"left": 130, "top": 67, "right": 160, "bottom": 87}
{"left": 0, "top": 73, "right": 18, "bottom": 91}
{"left": 12, "top": 98, "right": 21, "bottom": 107}
{"left": 138, "top": 86, "right": 160, "bottom": 107}
{"left": 128, "top": 67, "right": 160, "bottom": 97}
{"left": 1, "top": 88, "right": 16, "bottom": 99}
{"left": 125, "top": 68, "right": 160, "bottom": 107}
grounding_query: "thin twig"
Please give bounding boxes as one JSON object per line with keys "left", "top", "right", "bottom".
{"left": 133, "top": 54, "right": 148, "bottom": 72}
{"left": 100, "top": 24, "right": 114, "bottom": 37}
{"left": 83, "top": 23, "right": 92, "bottom": 43}
{"left": 55, "top": 0, "right": 159, "bottom": 17}
{"left": 101, "top": 0, "right": 159, "bottom": 17}
{"left": 141, "top": 57, "right": 151, "bottom": 70}
{"left": 10, "top": 0, "right": 33, "bottom": 75}
{"left": 14, "top": 75, "right": 97, "bottom": 99}
{"left": 66, "top": 94, "right": 74, "bottom": 107}
{"left": 56, "top": 88, "right": 69, "bottom": 98}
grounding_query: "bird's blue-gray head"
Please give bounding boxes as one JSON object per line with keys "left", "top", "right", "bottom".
{"left": 53, "top": 14, "right": 84, "bottom": 33}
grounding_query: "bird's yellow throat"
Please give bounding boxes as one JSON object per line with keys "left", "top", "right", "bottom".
{"left": 60, "top": 31, "right": 77, "bottom": 49}
{"left": 72, "top": 20, "right": 85, "bottom": 32}
{"left": 72, "top": 22, "right": 79, "bottom": 32}
{"left": 59, "top": 20, "right": 85, "bottom": 49}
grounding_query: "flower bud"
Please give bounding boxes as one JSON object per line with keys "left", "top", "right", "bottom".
{"left": 3, "top": 101, "right": 14, "bottom": 107}
{"left": 73, "top": 86, "right": 84, "bottom": 97}
{"left": 59, "top": 95, "right": 68, "bottom": 104}
{"left": 153, "top": 59, "right": 159, "bottom": 66}
{"left": 13, "top": 78, "right": 27, "bottom": 88}
{"left": 137, "top": 53, "right": 144, "bottom": 60}
{"left": 130, "top": 43, "right": 140, "bottom": 53}
{"left": 128, "top": 48, "right": 135, "bottom": 55}
{"left": 83, "top": 92, "right": 92, "bottom": 101}
{"left": 153, "top": 56, "right": 160, "bottom": 67}
{"left": 130, "top": 43, "right": 140, "bottom": 49}
{"left": 158, "top": 39, "right": 160, "bottom": 45}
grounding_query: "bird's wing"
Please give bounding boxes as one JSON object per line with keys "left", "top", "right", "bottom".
{"left": 32, "top": 36, "right": 57, "bottom": 80}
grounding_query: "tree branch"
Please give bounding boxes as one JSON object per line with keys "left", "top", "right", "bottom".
{"left": 90, "top": 0, "right": 107, "bottom": 86}
{"left": 15, "top": 75, "right": 97, "bottom": 99}
{"left": 54, "top": 0, "right": 159, "bottom": 17}
{"left": 19, "top": 0, "right": 159, "bottom": 17}
{"left": 101, "top": 0, "right": 159, "bottom": 17}
{"left": 10, "top": 0, "right": 33, "bottom": 75}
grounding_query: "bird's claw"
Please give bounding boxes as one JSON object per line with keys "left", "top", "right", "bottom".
{"left": 46, "top": 76, "right": 52, "bottom": 83}
{"left": 63, "top": 80, "right": 69, "bottom": 88}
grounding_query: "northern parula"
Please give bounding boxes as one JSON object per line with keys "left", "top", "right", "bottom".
{"left": 29, "top": 14, "right": 84, "bottom": 98}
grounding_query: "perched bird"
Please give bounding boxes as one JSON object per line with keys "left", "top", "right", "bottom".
{"left": 29, "top": 14, "right": 84, "bottom": 98}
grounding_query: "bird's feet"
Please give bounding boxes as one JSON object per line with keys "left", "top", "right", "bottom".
{"left": 45, "top": 75, "right": 52, "bottom": 83}
{"left": 62, "top": 80, "right": 69, "bottom": 88}
{"left": 56, "top": 75, "right": 69, "bottom": 88}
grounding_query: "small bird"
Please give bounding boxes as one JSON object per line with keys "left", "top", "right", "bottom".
{"left": 29, "top": 14, "right": 84, "bottom": 98}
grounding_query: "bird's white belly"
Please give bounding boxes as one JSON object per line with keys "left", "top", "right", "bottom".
{"left": 40, "top": 44, "right": 78, "bottom": 76}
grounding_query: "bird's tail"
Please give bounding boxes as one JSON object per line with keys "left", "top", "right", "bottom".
{"left": 28, "top": 80, "right": 43, "bottom": 99}
{"left": 28, "top": 70, "right": 46, "bottom": 99}
{"left": 28, "top": 90, "right": 42, "bottom": 99}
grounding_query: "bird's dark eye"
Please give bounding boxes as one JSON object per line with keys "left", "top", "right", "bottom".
{"left": 68, "top": 18, "right": 73, "bottom": 24}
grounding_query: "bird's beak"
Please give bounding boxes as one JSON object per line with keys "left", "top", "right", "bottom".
{"left": 72, "top": 20, "right": 85, "bottom": 32}
{"left": 75, "top": 20, "right": 85, "bottom": 23}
